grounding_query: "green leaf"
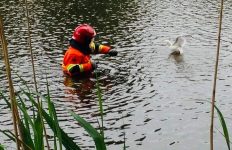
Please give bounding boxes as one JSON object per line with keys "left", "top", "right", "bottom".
{"left": 26, "top": 92, "right": 81, "bottom": 150}
{"left": 215, "top": 105, "right": 231, "bottom": 150}
{"left": 1, "top": 130, "right": 33, "bottom": 150}
{"left": 17, "top": 98, "right": 35, "bottom": 132}
{"left": 70, "top": 111, "right": 106, "bottom": 150}
{"left": 17, "top": 93, "right": 43, "bottom": 150}
{"left": 0, "top": 130, "right": 15, "bottom": 142}
{"left": 43, "top": 108, "right": 81, "bottom": 150}
{"left": 50, "top": 100, "right": 62, "bottom": 150}
{"left": 0, "top": 144, "right": 4, "bottom": 150}
{"left": 0, "top": 92, "right": 11, "bottom": 109}
{"left": 46, "top": 80, "right": 62, "bottom": 150}
{"left": 18, "top": 95, "right": 31, "bottom": 134}
{"left": 18, "top": 119, "right": 35, "bottom": 150}
{"left": 34, "top": 114, "right": 44, "bottom": 150}
{"left": 16, "top": 74, "right": 31, "bottom": 92}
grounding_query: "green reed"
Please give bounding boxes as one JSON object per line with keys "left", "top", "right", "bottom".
{"left": 95, "top": 74, "right": 105, "bottom": 139}
{"left": 214, "top": 105, "right": 230, "bottom": 150}
{"left": 1, "top": 9, "right": 106, "bottom": 149}
{"left": 0, "top": 16, "right": 21, "bottom": 150}
{"left": 0, "top": 77, "right": 106, "bottom": 150}
{"left": 122, "top": 114, "right": 126, "bottom": 150}
{"left": 210, "top": 0, "right": 224, "bottom": 150}
{"left": 1, "top": 1, "right": 108, "bottom": 148}
{"left": 24, "top": 0, "right": 50, "bottom": 148}
{"left": 70, "top": 111, "right": 106, "bottom": 150}
{"left": 0, "top": 144, "right": 4, "bottom": 150}
{"left": 45, "top": 77, "right": 62, "bottom": 150}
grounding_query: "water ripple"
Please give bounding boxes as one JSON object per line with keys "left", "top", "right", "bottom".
{"left": 1, "top": 0, "right": 232, "bottom": 149}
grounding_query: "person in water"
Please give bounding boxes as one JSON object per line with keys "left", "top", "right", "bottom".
{"left": 62, "top": 24, "right": 118, "bottom": 78}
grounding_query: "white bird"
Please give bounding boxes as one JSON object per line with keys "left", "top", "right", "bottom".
{"left": 165, "top": 36, "right": 186, "bottom": 55}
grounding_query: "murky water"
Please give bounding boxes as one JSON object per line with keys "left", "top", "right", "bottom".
{"left": 1, "top": 0, "right": 232, "bottom": 149}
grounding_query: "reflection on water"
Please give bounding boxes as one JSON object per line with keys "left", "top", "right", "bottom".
{"left": 1, "top": 0, "right": 232, "bottom": 149}
{"left": 168, "top": 53, "right": 184, "bottom": 63}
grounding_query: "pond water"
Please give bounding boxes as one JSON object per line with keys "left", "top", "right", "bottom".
{"left": 1, "top": 0, "right": 232, "bottom": 149}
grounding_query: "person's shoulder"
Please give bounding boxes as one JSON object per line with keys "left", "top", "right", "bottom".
{"left": 67, "top": 46, "right": 76, "bottom": 51}
{"left": 68, "top": 47, "right": 83, "bottom": 55}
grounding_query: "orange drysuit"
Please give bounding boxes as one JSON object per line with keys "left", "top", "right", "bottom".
{"left": 62, "top": 39, "right": 111, "bottom": 77}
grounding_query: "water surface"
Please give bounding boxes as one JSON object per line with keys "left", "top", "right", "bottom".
{"left": 1, "top": 0, "right": 232, "bottom": 149}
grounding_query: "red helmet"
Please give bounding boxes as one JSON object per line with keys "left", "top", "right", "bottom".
{"left": 72, "top": 24, "right": 96, "bottom": 45}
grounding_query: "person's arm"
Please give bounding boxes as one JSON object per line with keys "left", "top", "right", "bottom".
{"left": 90, "top": 42, "right": 118, "bottom": 56}
{"left": 66, "top": 61, "right": 93, "bottom": 75}
{"left": 63, "top": 54, "right": 97, "bottom": 76}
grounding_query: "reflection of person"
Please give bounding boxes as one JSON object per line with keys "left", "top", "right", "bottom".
{"left": 62, "top": 24, "right": 118, "bottom": 78}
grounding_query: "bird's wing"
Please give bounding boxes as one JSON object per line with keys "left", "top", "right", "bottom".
{"left": 164, "top": 40, "right": 172, "bottom": 47}
{"left": 172, "top": 36, "right": 186, "bottom": 47}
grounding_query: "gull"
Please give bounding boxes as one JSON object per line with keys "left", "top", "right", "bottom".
{"left": 165, "top": 36, "right": 186, "bottom": 56}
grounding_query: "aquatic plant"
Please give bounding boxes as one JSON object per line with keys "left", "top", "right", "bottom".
{"left": 0, "top": 144, "right": 4, "bottom": 150}
{"left": 95, "top": 74, "right": 105, "bottom": 139}
{"left": 210, "top": 0, "right": 224, "bottom": 150}
{"left": 0, "top": 16, "right": 21, "bottom": 150}
{"left": 1, "top": 10, "right": 106, "bottom": 149}
{"left": 0, "top": 79, "right": 106, "bottom": 150}
{"left": 70, "top": 111, "right": 106, "bottom": 150}
{"left": 214, "top": 105, "right": 230, "bottom": 150}
{"left": 24, "top": 0, "right": 50, "bottom": 148}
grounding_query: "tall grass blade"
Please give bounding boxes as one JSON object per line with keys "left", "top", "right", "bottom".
{"left": 48, "top": 100, "right": 62, "bottom": 150}
{"left": 122, "top": 114, "right": 126, "bottom": 150}
{"left": 2, "top": 93, "right": 34, "bottom": 149}
{"left": 123, "top": 131, "right": 126, "bottom": 150}
{"left": 18, "top": 93, "right": 46, "bottom": 150}
{"left": 17, "top": 76, "right": 37, "bottom": 128}
{"left": 1, "top": 130, "right": 32, "bottom": 150}
{"left": 95, "top": 75, "right": 104, "bottom": 138}
{"left": 23, "top": 91, "right": 81, "bottom": 150}
{"left": 16, "top": 75, "right": 31, "bottom": 92}
{"left": 24, "top": 0, "right": 50, "bottom": 148}
{"left": 18, "top": 94, "right": 31, "bottom": 132}
{"left": 210, "top": 0, "right": 224, "bottom": 150}
{"left": 70, "top": 111, "right": 106, "bottom": 150}
{"left": 34, "top": 114, "right": 44, "bottom": 150}
{"left": 0, "top": 144, "right": 4, "bottom": 150}
{"left": 17, "top": 98, "right": 39, "bottom": 146}
{"left": 0, "top": 92, "right": 11, "bottom": 109}
{"left": 46, "top": 78, "right": 62, "bottom": 150}
{"left": 0, "top": 130, "right": 15, "bottom": 142}
{"left": 18, "top": 119, "right": 35, "bottom": 150}
{"left": 41, "top": 106, "right": 81, "bottom": 150}
{"left": 0, "top": 16, "right": 21, "bottom": 149}
{"left": 214, "top": 105, "right": 230, "bottom": 150}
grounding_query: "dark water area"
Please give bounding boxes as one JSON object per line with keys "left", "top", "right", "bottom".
{"left": 1, "top": 0, "right": 232, "bottom": 149}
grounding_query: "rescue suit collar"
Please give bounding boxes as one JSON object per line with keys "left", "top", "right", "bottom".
{"left": 69, "top": 39, "right": 92, "bottom": 55}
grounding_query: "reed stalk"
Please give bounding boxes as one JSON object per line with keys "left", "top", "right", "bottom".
{"left": 210, "top": 0, "right": 224, "bottom": 150}
{"left": 122, "top": 115, "right": 126, "bottom": 150}
{"left": 0, "top": 16, "right": 21, "bottom": 150}
{"left": 24, "top": 0, "right": 39, "bottom": 104}
{"left": 24, "top": 0, "right": 50, "bottom": 149}
{"left": 96, "top": 75, "right": 105, "bottom": 139}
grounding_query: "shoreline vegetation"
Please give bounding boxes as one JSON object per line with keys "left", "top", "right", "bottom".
{"left": 0, "top": 13, "right": 108, "bottom": 149}
{"left": 0, "top": 75, "right": 107, "bottom": 150}
{"left": 0, "top": 0, "right": 230, "bottom": 150}
{"left": 0, "top": 5, "right": 111, "bottom": 150}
